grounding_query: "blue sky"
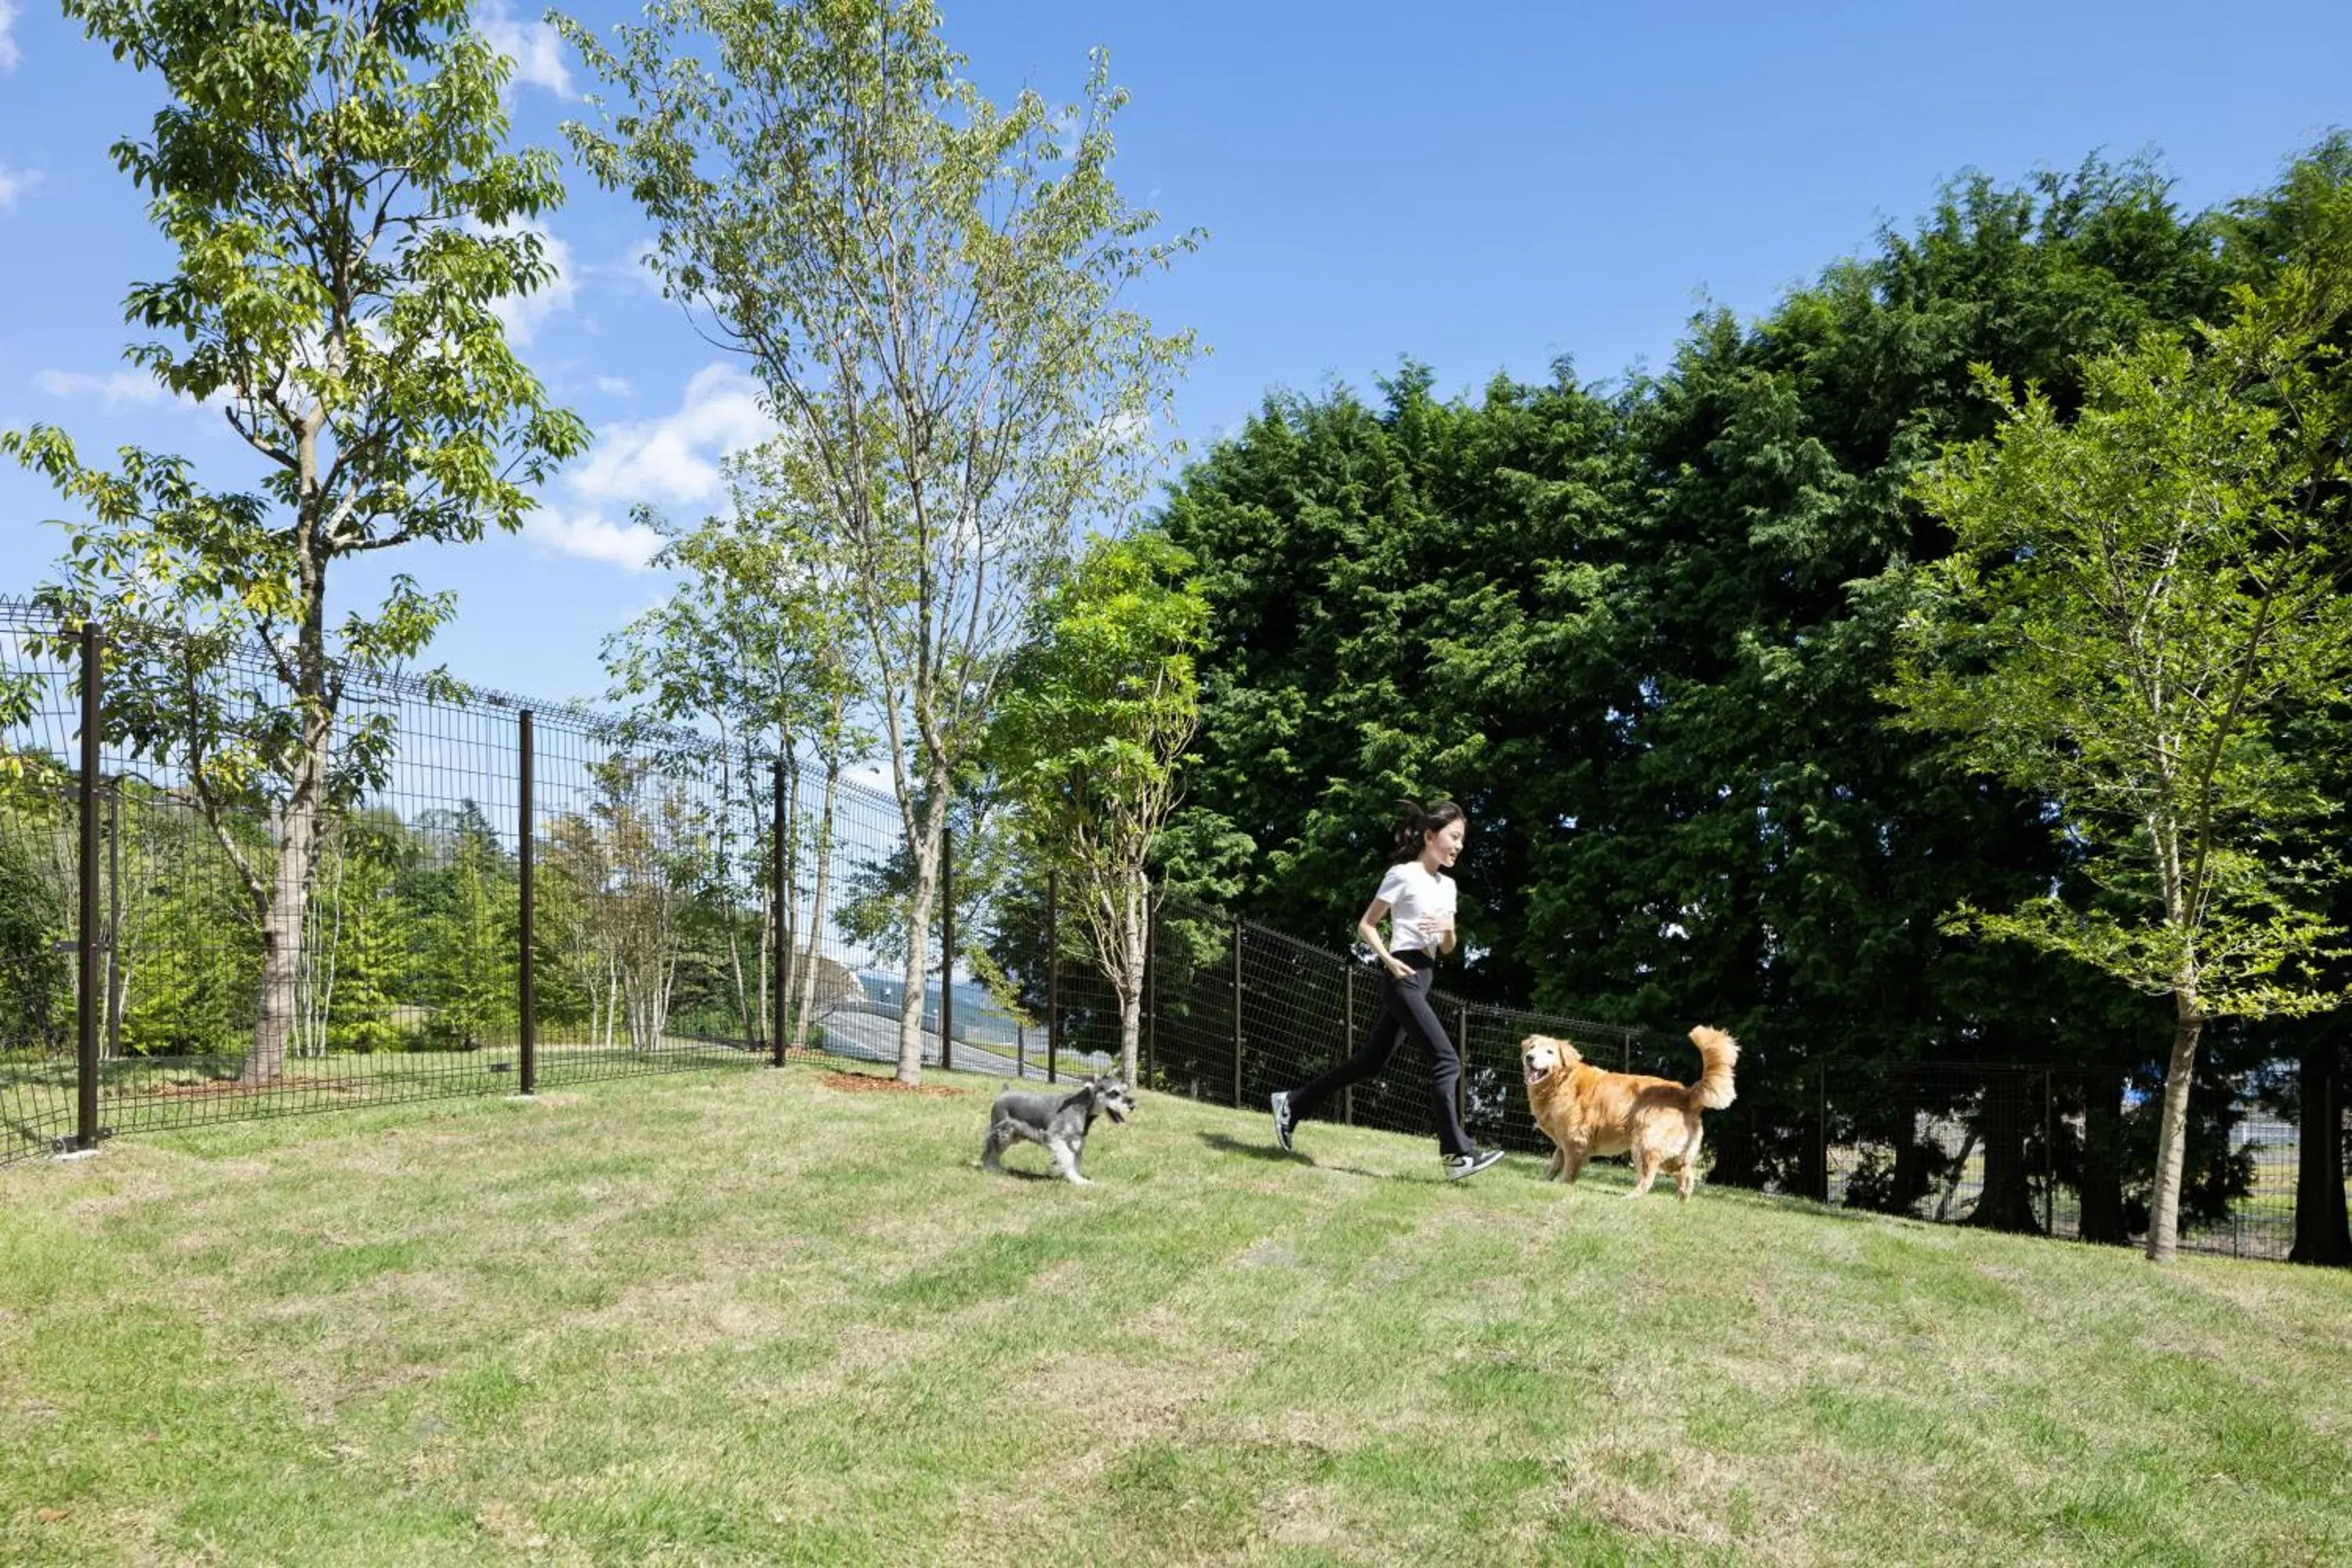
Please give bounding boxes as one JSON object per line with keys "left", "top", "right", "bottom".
{"left": 2, "top": 0, "right": 2347, "bottom": 710}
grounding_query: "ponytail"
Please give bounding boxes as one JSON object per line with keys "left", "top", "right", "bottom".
{"left": 1389, "top": 797, "right": 1466, "bottom": 863}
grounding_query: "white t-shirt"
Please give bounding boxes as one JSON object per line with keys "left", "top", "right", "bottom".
{"left": 1376, "top": 860, "right": 1457, "bottom": 954}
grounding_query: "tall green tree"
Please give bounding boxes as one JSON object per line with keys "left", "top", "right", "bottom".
{"left": 1890, "top": 256, "right": 2352, "bottom": 1260}
{"left": 421, "top": 801, "right": 515, "bottom": 1049}
{"left": 603, "top": 441, "right": 873, "bottom": 1051}
{"left": 4, "top": 0, "right": 586, "bottom": 1083}
{"left": 993, "top": 532, "right": 1207, "bottom": 1083}
{"left": 2214, "top": 139, "right": 2352, "bottom": 1268}
{"left": 0, "top": 791, "right": 70, "bottom": 1054}
{"left": 559, "top": 0, "right": 1199, "bottom": 1083}
{"left": 307, "top": 810, "right": 416, "bottom": 1054}
{"left": 1158, "top": 158, "right": 2238, "bottom": 1206}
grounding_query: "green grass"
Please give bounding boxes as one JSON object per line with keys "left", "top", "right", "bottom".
{"left": 2, "top": 1066, "right": 2347, "bottom": 1566}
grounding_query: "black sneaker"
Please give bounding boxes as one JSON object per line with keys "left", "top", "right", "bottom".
{"left": 1269, "top": 1091, "right": 1297, "bottom": 1153}
{"left": 1442, "top": 1147, "right": 1504, "bottom": 1181}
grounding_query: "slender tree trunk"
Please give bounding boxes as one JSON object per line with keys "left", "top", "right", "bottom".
{"left": 893, "top": 779, "right": 947, "bottom": 1084}
{"left": 655, "top": 952, "right": 676, "bottom": 1047}
{"left": 249, "top": 779, "right": 322, "bottom": 1083}
{"left": 2147, "top": 990, "right": 2206, "bottom": 1262}
{"left": 779, "top": 748, "right": 802, "bottom": 1043}
{"left": 792, "top": 755, "right": 841, "bottom": 1051}
{"left": 243, "top": 535, "right": 337, "bottom": 1084}
{"left": 722, "top": 745, "right": 753, "bottom": 1044}
{"left": 2289, "top": 1041, "right": 2352, "bottom": 1267}
{"left": 727, "top": 919, "right": 751, "bottom": 1042}
{"left": 1116, "top": 873, "right": 1145, "bottom": 1086}
{"left": 757, "top": 891, "right": 772, "bottom": 1053}
{"left": 105, "top": 947, "right": 130, "bottom": 1064}
{"left": 102, "top": 783, "right": 123, "bottom": 1062}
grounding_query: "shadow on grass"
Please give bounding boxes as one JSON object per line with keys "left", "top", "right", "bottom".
{"left": 1196, "top": 1130, "right": 1388, "bottom": 1180}
{"left": 974, "top": 1163, "right": 1072, "bottom": 1184}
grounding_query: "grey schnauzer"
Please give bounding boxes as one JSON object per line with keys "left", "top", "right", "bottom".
{"left": 980, "top": 1076, "right": 1136, "bottom": 1185}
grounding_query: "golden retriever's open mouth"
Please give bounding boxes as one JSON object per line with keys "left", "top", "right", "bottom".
{"left": 1522, "top": 1057, "right": 1549, "bottom": 1088}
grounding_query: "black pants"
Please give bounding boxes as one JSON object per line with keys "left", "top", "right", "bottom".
{"left": 1286, "top": 951, "right": 1474, "bottom": 1156}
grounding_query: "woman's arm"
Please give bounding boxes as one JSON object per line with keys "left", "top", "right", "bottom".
{"left": 1357, "top": 898, "right": 1411, "bottom": 978}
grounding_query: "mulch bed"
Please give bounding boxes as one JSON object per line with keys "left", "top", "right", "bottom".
{"left": 818, "top": 1071, "right": 967, "bottom": 1098}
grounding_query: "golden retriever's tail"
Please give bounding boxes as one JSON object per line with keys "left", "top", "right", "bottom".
{"left": 1686, "top": 1025, "right": 1738, "bottom": 1111}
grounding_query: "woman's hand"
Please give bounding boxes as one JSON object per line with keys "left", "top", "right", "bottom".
{"left": 1417, "top": 915, "right": 1454, "bottom": 946}
{"left": 1383, "top": 953, "right": 1414, "bottom": 979}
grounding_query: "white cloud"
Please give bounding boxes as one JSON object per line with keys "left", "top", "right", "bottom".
{"left": 0, "top": 165, "right": 34, "bottom": 209}
{"left": 479, "top": 2, "right": 570, "bottom": 97}
{"left": 593, "top": 376, "right": 633, "bottom": 397}
{"left": 628, "top": 238, "right": 662, "bottom": 281}
{"left": 567, "top": 363, "right": 775, "bottom": 511}
{"left": 583, "top": 238, "right": 672, "bottom": 301}
{"left": 523, "top": 505, "right": 666, "bottom": 571}
{"left": 484, "top": 222, "right": 577, "bottom": 347}
{"left": 1101, "top": 408, "right": 1152, "bottom": 448}
{"left": 524, "top": 365, "right": 777, "bottom": 570}
{"left": 0, "top": 1, "right": 20, "bottom": 73}
{"left": 33, "top": 368, "right": 168, "bottom": 409}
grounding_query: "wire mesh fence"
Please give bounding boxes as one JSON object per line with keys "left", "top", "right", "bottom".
{"left": 0, "top": 597, "right": 968, "bottom": 1159}
{"left": 1815, "top": 1060, "right": 2335, "bottom": 1261}
{"left": 1136, "top": 902, "right": 2345, "bottom": 1262}
{"left": 4, "top": 595, "right": 2344, "bottom": 1265}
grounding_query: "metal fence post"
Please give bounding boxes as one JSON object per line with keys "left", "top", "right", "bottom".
{"left": 517, "top": 710, "right": 536, "bottom": 1096}
{"left": 72, "top": 619, "right": 102, "bottom": 1153}
{"left": 939, "top": 824, "right": 953, "bottom": 1073}
{"left": 1232, "top": 918, "right": 1244, "bottom": 1109}
{"left": 1046, "top": 869, "right": 1059, "bottom": 1084}
{"left": 771, "top": 759, "right": 787, "bottom": 1068}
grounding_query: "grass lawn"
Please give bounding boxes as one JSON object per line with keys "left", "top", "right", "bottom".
{"left": 2, "top": 1062, "right": 2347, "bottom": 1566}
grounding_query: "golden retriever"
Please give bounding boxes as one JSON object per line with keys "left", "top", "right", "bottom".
{"left": 1519, "top": 1027, "right": 1739, "bottom": 1201}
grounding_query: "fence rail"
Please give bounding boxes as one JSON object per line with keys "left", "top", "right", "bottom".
{"left": 4, "top": 598, "right": 2344, "bottom": 1265}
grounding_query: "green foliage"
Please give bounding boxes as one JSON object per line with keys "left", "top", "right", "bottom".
{"left": 989, "top": 531, "right": 1207, "bottom": 1073}
{"left": 416, "top": 804, "right": 517, "bottom": 1051}
{"left": 560, "top": 0, "right": 1200, "bottom": 1078}
{"left": 315, "top": 815, "right": 414, "bottom": 1055}
{"left": 1886, "top": 154, "right": 2352, "bottom": 1257}
{"left": 1893, "top": 324, "right": 2352, "bottom": 1017}
{"left": 2, "top": 0, "right": 586, "bottom": 1080}
{"left": 0, "top": 802, "right": 70, "bottom": 1053}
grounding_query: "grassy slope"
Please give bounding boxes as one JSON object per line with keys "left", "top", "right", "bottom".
{"left": 2, "top": 1063, "right": 2347, "bottom": 1566}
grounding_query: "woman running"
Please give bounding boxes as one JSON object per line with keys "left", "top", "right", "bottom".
{"left": 1269, "top": 799, "right": 1504, "bottom": 1181}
